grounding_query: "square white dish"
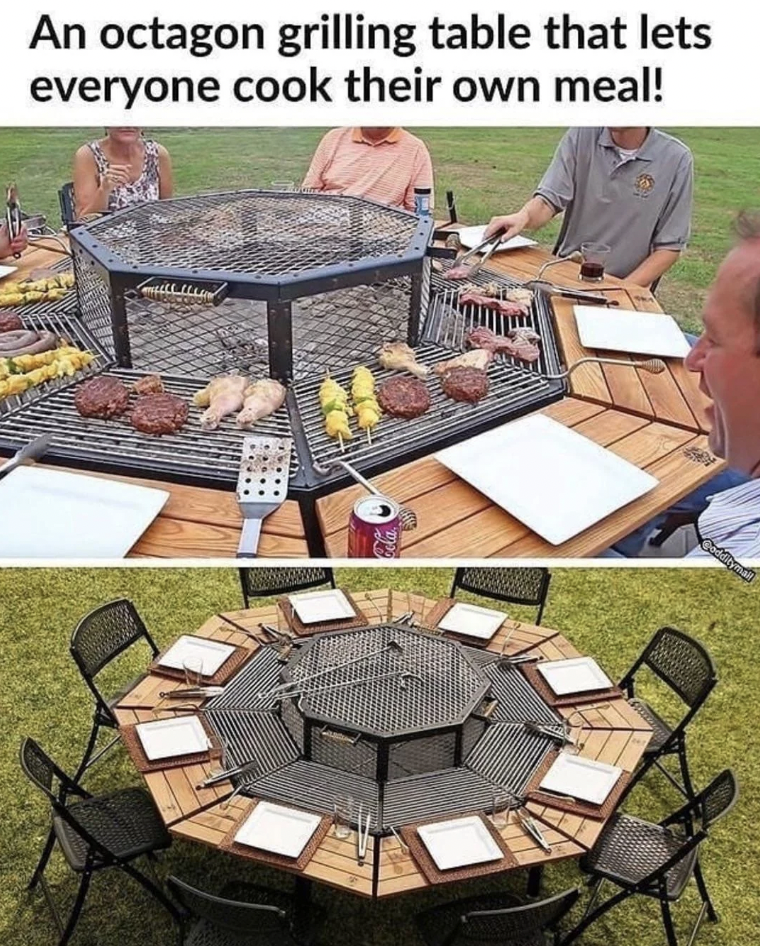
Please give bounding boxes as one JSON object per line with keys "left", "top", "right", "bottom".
{"left": 418, "top": 815, "right": 503, "bottom": 870}
{"left": 0, "top": 467, "right": 168, "bottom": 558}
{"left": 574, "top": 305, "right": 691, "bottom": 359}
{"left": 438, "top": 602, "right": 506, "bottom": 640}
{"left": 136, "top": 716, "right": 210, "bottom": 762}
{"left": 0, "top": 265, "right": 18, "bottom": 280}
{"left": 289, "top": 589, "right": 355, "bottom": 624}
{"left": 158, "top": 635, "right": 236, "bottom": 676}
{"left": 457, "top": 226, "right": 537, "bottom": 252}
{"left": 539, "top": 754, "right": 622, "bottom": 805}
{"left": 234, "top": 802, "right": 322, "bottom": 857}
{"left": 434, "top": 414, "right": 658, "bottom": 546}
{"left": 538, "top": 657, "right": 614, "bottom": 695}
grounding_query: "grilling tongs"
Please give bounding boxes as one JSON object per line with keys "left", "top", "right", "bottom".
{"left": 453, "top": 225, "right": 507, "bottom": 278}
{"left": 5, "top": 183, "right": 22, "bottom": 259}
{"left": 236, "top": 435, "right": 293, "bottom": 558}
{"left": 0, "top": 433, "right": 54, "bottom": 480}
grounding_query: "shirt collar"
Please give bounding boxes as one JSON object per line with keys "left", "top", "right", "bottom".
{"left": 351, "top": 127, "right": 403, "bottom": 146}
{"left": 599, "top": 127, "right": 654, "bottom": 162}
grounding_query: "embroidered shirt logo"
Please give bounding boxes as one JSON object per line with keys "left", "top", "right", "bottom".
{"left": 634, "top": 173, "right": 655, "bottom": 197}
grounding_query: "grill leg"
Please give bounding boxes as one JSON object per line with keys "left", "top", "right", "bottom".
{"left": 57, "top": 869, "right": 92, "bottom": 946}
{"left": 659, "top": 898, "right": 679, "bottom": 946}
{"left": 527, "top": 866, "right": 543, "bottom": 897}
{"left": 267, "top": 300, "right": 294, "bottom": 383}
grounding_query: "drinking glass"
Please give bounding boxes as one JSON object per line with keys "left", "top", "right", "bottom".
{"left": 580, "top": 242, "right": 611, "bottom": 281}
{"left": 183, "top": 655, "right": 204, "bottom": 688}
{"left": 490, "top": 790, "right": 512, "bottom": 829}
{"left": 207, "top": 732, "right": 228, "bottom": 779}
{"left": 333, "top": 795, "right": 354, "bottom": 839}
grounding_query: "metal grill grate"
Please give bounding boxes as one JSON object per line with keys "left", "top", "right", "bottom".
{"left": 209, "top": 647, "right": 285, "bottom": 711}
{"left": 311, "top": 728, "right": 379, "bottom": 777}
{"left": 466, "top": 722, "right": 552, "bottom": 795}
{"left": 485, "top": 664, "right": 560, "bottom": 725}
{"left": 203, "top": 708, "right": 299, "bottom": 778}
{"left": 82, "top": 191, "right": 422, "bottom": 278}
{"left": 72, "top": 248, "right": 114, "bottom": 353}
{"left": 382, "top": 769, "right": 497, "bottom": 828}
{"left": 0, "top": 368, "right": 297, "bottom": 487}
{"left": 388, "top": 732, "right": 457, "bottom": 780}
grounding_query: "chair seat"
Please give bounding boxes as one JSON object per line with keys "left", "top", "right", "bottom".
{"left": 628, "top": 698, "right": 674, "bottom": 754}
{"left": 416, "top": 893, "right": 546, "bottom": 946}
{"left": 185, "top": 882, "right": 324, "bottom": 946}
{"left": 54, "top": 788, "right": 170, "bottom": 870}
{"left": 581, "top": 814, "right": 698, "bottom": 901}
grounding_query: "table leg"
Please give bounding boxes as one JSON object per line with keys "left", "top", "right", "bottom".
{"left": 527, "top": 866, "right": 543, "bottom": 897}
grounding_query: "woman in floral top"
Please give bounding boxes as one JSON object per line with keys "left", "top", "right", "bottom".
{"left": 73, "top": 127, "right": 173, "bottom": 218}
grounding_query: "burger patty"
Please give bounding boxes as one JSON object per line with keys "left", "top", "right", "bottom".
{"left": 377, "top": 376, "right": 431, "bottom": 419}
{"left": 440, "top": 366, "right": 490, "bottom": 403}
{"left": 74, "top": 376, "right": 130, "bottom": 419}
{"left": 130, "top": 394, "right": 188, "bottom": 436}
{"left": 0, "top": 311, "right": 24, "bottom": 333}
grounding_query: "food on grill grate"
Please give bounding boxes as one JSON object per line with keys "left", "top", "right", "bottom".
{"left": 440, "top": 366, "right": 490, "bottom": 403}
{"left": 0, "top": 312, "right": 23, "bottom": 333}
{"left": 0, "top": 329, "right": 58, "bottom": 357}
{"left": 75, "top": 376, "right": 130, "bottom": 419}
{"left": 193, "top": 375, "right": 248, "bottom": 430}
{"left": 377, "top": 342, "right": 429, "bottom": 378}
{"left": 443, "top": 264, "right": 476, "bottom": 280}
{"left": 320, "top": 375, "right": 353, "bottom": 443}
{"left": 466, "top": 326, "right": 542, "bottom": 363}
{"left": 132, "top": 374, "right": 165, "bottom": 395}
{"left": 458, "top": 290, "right": 529, "bottom": 317}
{"left": 0, "top": 274, "right": 75, "bottom": 308}
{"left": 130, "top": 393, "right": 189, "bottom": 436}
{"left": 377, "top": 376, "right": 431, "bottom": 419}
{"left": 236, "top": 378, "right": 287, "bottom": 429}
{"left": 351, "top": 366, "right": 381, "bottom": 440}
{"left": 0, "top": 346, "right": 95, "bottom": 400}
{"left": 505, "top": 287, "right": 534, "bottom": 306}
{"left": 433, "top": 349, "right": 493, "bottom": 376}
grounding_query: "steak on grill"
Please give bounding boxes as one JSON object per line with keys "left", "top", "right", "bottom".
{"left": 377, "top": 376, "right": 431, "bottom": 419}
{"left": 0, "top": 312, "right": 24, "bottom": 333}
{"left": 75, "top": 376, "right": 130, "bottom": 419}
{"left": 130, "top": 394, "right": 189, "bottom": 436}
{"left": 466, "top": 326, "right": 541, "bottom": 364}
{"left": 440, "top": 366, "right": 490, "bottom": 403}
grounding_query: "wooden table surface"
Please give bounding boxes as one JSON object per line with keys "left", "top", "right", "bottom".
{"left": 316, "top": 244, "right": 720, "bottom": 558}
{"left": 116, "top": 590, "right": 651, "bottom": 899}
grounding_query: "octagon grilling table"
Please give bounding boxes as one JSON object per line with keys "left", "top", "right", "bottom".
{"left": 115, "top": 588, "right": 651, "bottom": 899}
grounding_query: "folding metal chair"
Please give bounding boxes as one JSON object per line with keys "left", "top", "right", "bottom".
{"left": 168, "top": 876, "right": 325, "bottom": 946}
{"left": 563, "top": 770, "right": 738, "bottom": 946}
{"left": 58, "top": 183, "right": 76, "bottom": 229}
{"left": 238, "top": 568, "right": 336, "bottom": 609}
{"left": 450, "top": 568, "right": 551, "bottom": 624}
{"left": 21, "top": 737, "right": 179, "bottom": 946}
{"left": 620, "top": 626, "right": 717, "bottom": 798}
{"left": 416, "top": 887, "right": 580, "bottom": 946}
{"left": 69, "top": 599, "right": 159, "bottom": 782}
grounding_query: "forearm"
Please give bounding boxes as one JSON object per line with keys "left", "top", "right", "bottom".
{"left": 626, "top": 248, "right": 681, "bottom": 287}
{"left": 76, "top": 185, "right": 111, "bottom": 217}
{"left": 520, "top": 196, "right": 558, "bottom": 231}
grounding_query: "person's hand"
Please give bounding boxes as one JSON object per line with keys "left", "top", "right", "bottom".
{"left": 485, "top": 210, "right": 530, "bottom": 243}
{"left": 0, "top": 221, "right": 28, "bottom": 258}
{"left": 100, "top": 164, "right": 131, "bottom": 192}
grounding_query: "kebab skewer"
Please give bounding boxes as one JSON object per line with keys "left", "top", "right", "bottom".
{"left": 319, "top": 374, "right": 352, "bottom": 451}
{"left": 350, "top": 365, "right": 381, "bottom": 445}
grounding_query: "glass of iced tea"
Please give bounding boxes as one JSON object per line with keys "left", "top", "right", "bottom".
{"left": 580, "top": 242, "right": 611, "bottom": 281}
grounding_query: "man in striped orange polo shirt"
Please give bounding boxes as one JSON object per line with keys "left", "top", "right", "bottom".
{"left": 302, "top": 127, "right": 434, "bottom": 212}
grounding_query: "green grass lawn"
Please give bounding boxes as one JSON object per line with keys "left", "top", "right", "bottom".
{"left": 1, "top": 566, "right": 758, "bottom": 945}
{"left": 1, "top": 127, "right": 759, "bottom": 334}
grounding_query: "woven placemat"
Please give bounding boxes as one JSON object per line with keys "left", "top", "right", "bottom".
{"left": 220, "top": 799, "right": 333, "bottom": 870}
{"left": 400, "top": 813, "right": 518, "bottom": 884}
{"left": 421, "top": 599, "right": 506, "bottom": 649}
{"left": 525, "top": 749, "right": 632, "bottom": 820}
{"left": 149, "top": 637, "right": 253, "bottom": 686}
{"left": 278, "top": 592, "right": 369, "bottom": 636}
{"left": 520, "top": 662, "right": 623, "bottom": 708}
{"left": 120, "top": 716, "right": 216, "bottom": 773}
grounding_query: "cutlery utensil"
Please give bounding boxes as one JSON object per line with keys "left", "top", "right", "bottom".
{"left": 0, "top": 432, "right": 55, "bottom": 480}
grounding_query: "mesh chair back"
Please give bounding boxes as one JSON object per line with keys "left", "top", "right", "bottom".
{"left": 20, "top": 737, "right": 85, "bottom": 804}
{"left": 691, "top": 769, "right": 739, "bottom": 832}
{"left": 239, "top": 567, "right": 335, "bottom": 602}
{"left": 641, "top": 627, "right": 716, "bottom": 707}
{"left": 452, "top": 568, "right": 551, "bottom": 609}
{"left": 461, "top": 888, "right": 580, "bottom": 943}
{"left": 59, "top": 182, "right": 76, "bottom": 228}
{"left": 70, "top": 599, "right": 157, "bottom": 680}
{"left": 168, "top": 877, "right": 290, "bottom": 938}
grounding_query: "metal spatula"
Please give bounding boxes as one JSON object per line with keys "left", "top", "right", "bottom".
{"left": 235, "top": 435, "right": 292, "bottom": 558}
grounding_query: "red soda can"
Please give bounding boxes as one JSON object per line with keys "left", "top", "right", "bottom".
{"left": 348, "top": 496, "right": 402, "bottom": 559}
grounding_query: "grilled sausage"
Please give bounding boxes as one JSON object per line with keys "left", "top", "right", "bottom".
{"left": 0, "top": 330, "right": 58, "bottom": 357}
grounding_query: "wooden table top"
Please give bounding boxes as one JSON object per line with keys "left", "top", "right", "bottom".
{"left": 316, "top": 243, "right": 720, "bottom": 558}
{"left": 116, "top": 589, "right": 651, "bottom": 899}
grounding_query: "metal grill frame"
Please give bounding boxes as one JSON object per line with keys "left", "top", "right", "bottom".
{"left": 69, "top": 190, "right": 435, "bottom": 382}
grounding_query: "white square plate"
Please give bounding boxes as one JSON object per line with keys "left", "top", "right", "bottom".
{"left": 457, "top": 226, "right": 538, "bottom": 252}
{"left": 234, "top": 802, "right": 322, "bottom": 857}
{"left": 136, "top": 716, "right": 210, "bottom": 762}
{"left": 574, "top": 306, "right": 691, "bottom": 359}
{"left": 438, "top": 602, "right": 507, "bottom": 640}
{"left": 0, "top": 467, "right": 169, "bottom": 558}
{"left": 0, "top": 265, "right": 18, "bottom": 280}
{"left": 289, "top": 589, "right": 355, "bottom": 624}
{"left": 538, "top": 657, "right": 613, "bottom": 695}
{"left": 539, "top": 754, "right": 623, "bottom": 805}
{"left": 418, "top": 815, "right": 503, "bottom": 871}
{"left": 158, "top": 635, "right": 236, "bottom": 676}
{"left": 434, "top": 414, "right": 658, "bottom": 546}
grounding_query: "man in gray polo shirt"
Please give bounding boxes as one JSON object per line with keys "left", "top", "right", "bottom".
{"left": 485, "top": 127, "right": 693, "bottom": 287}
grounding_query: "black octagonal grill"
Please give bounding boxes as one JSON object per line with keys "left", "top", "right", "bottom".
{"left": 0, "top": 191, "right": 566, "bottom": 528}
{"left": 203, "top": 625, "right": 561, "bottom": 836}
